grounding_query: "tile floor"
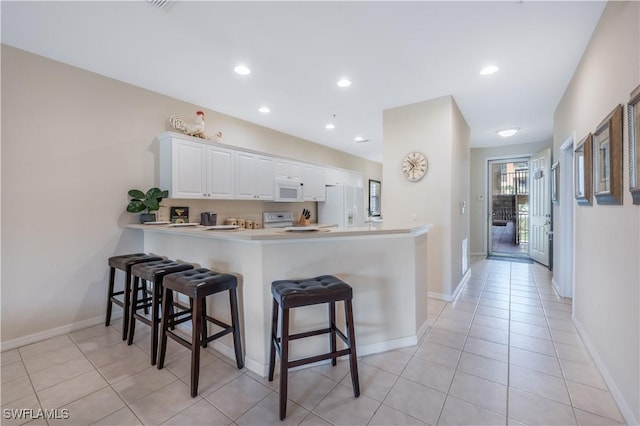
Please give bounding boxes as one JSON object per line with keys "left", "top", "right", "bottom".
{"left": 1, "top": 258, "right": 627, "bottom": 425}
{"left": 491, "top": 223, "right": 528, "bottom": 255}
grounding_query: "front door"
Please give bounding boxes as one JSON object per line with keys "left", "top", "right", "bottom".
{"left": 529, "top": 148, "right": 551, "bottom": 266}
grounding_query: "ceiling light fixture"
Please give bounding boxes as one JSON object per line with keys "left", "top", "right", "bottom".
{"left": 325, "top": 123, "right": 335, "bottom": 130}
{"left": 234, "top": 65, "right": 251, "bottom": 75}
{"left": 354, "top": 136, "right": 371, "bottom": 143}
{"left": 497, "top": 128, "right": 520, "bottom": 137}
{"left": 337, "top": 79, "right": 352, "bottom": 88}
{"left": 480, "top": 65, "right": 499, "bottom": 75}
{"left": 258, "top": 106, "right": 270, "bottom": 113}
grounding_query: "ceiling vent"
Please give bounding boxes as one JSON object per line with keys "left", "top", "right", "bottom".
{"left": 147, "top": 0, "right": 171, "bottom": 10}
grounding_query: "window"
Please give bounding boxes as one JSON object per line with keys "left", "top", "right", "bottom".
{"left": 368, "top": 180, "right": 381, "bottom": 217}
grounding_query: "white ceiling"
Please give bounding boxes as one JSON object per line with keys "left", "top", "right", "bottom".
{"left": 1, "top": 1, "right": 605, "bottom": 163}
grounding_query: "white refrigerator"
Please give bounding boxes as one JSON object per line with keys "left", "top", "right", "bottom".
{"left": 318, "top": 185, "right": 365, "bottom": 228}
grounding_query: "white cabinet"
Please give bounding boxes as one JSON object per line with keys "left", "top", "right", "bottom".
{"left": 206, "top": 146, "right": 235, "bottom": 198}
{"left": 158, "top": 132, "right": 363, "bottom": 203}
{"left": 325, "top": 168, "right": 350, "bottom": 186}
{"left": 302, "top": 164, "right": 326, "bottom": 201}
{"left": 275, "top": 159, "right": 303, "bottom": 181}
{"left": 235, "top": 152, "right": 275, "bottom": 200}
{"left": 160, "top": 137, "right": 234, "bottom": 199}
{"left": 325, "top": 167, "right": 363, "bottom": 188}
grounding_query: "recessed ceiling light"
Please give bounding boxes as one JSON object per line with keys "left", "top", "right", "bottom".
{"left": 337, "top": 79, "right": 352, "bottom": 88}
{"left": 497, "top": 128, "right": 520, "bottom": 137}
{"left": 234, "top": 65, "right": 251, "bottom": 75}
{"left": 354, "top": 136, "right": 364, "bottom": 142}
{"left": 325, "top": 123, "right": 335, "bottom": 130}
{"left": 480, "top": 65, "right": 499, "bottom": 75}
{"left": 258, "top": 106, "right": 270, "bottom": 113}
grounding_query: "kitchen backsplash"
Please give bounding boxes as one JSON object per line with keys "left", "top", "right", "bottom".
{"left": 155, "top": 199, "right": 318, "bottom": 226}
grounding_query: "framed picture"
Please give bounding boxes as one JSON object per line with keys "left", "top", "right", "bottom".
{"left": 575, "top": 133, "right": 592, "bottom": 206}
{"left": 593, "top": 104, "right": 623, "bottom": 205}
{"left": 170, "top": 206, "right": 189, "bottom": 223}
{"left": 629, "top": 84, "right": 640, "bottom": 205}
{"left": 551, "top": 161, "right": 559, "bottom": 204}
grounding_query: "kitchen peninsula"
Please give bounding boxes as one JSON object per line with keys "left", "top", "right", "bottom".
{"left": 126, "top": 223, "right": 431, "bottom": 376}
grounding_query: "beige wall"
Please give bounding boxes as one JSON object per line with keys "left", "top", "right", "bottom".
{"left": 553, "top": 1, "right": 640, "bottom": 423}
{"left": 382, "top": 96, "right": 470, "bottom": 299}
{"left": 469, "top": 139, "right": 552, "bottom": 255}
{"left": 0, "top": 45, "right": 382, "bottom": 345}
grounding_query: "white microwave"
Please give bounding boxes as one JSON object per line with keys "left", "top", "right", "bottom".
{"left": 274, "top": 179, "right": 303, "bottom": 202}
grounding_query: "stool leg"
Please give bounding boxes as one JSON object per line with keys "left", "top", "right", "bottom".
{"left": 279, "top": 307, "right": 290, "bottom": 420}
{"left": 151, "top": 278, "right": 161, "bottom": 365}
{"left": 122, "top": 268, "right": 133, "bottom": 341}
{"left": 201, "top": 298, "right": 208, "bottom": 349}
{"left": 345, "top": 299, "right": 360, "bottom": 397}
{"left": 268, "top": 299, "right": 278, "bottom": 381}
{"left": 229, "top": 288, "right": 244, "bottom": 369}
{"left": 127, "top": 277, "right": 140, "bottom": 345}
{"left": 105, "top": 267, "right": 116, "bottom": 326}
{"left": 329, "top": 301, "right": 337, "bottom": 366}
{"left": 191, "top": 297, "right": 203, "bottom": 397}
{"left": 157, "top": 288, "right": 172, "bottom": 370}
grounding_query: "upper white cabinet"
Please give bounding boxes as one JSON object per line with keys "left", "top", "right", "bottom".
{"left": 325, "top": 167, "right": 362, "bottom": 188}
{"left": 275, "top": 159, "right": 303, "bottom": 181}
{"left": 158, "top": 132, "right": 363, "bottom": 202}
{"left": 235, "top": 152, "right": 275, "bottom": 200}
{"left": 302, "top": 164, "right": 326, "bottom": 201}
{"left": 325, "top": 168, "right": 350, "bottom": 186}
{"left": 159, "top": 136, "right": 234, "bottom": 199}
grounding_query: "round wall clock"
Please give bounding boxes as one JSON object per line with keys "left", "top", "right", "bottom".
{"left": 401, "top": 151, "right": 428, "bottom": 182}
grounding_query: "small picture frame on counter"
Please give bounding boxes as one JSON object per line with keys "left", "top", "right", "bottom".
{"left": 170, "top": 206, "right": 189, "bottom": 223}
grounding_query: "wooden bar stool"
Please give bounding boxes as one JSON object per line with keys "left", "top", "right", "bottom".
{"left": 268, "top": 275, "right": 360, "bottom": 420}
{"left": 157, "top": 268, "right": 244, "bottom": 397}
{"left": 127, "top": 259, "right": 195, "bottom": 365}
{"left": 106, "top": 253, "right": 163, "bottom": 340}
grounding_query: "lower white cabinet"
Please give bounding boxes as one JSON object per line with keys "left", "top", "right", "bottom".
{"left": 235, "top": 152, "right": 275, "bottom": 200}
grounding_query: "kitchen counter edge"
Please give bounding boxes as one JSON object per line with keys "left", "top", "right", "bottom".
{"left": 125, "top": 223, "right": 432, "bottom": 241}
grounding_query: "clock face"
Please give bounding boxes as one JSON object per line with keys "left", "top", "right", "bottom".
{"left": 402, "top": 151, "right": 428, "bottom": 182}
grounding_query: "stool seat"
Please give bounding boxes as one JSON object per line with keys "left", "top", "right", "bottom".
{"left": 162, "top": 268, "right": 238, "bottom": 298}
{"left": 105, "top": 253, "right": 163, "bottom": 340}
{"left": 108, "top": 253, "right": 163, "bottom": 271}
{"left": 128, "top": 259, "right": 195, "bottom": 365}
{"left": 271, "top": 275, "right": 353, "bottom": 308}
{"left": 131, "top": 259, "right": 194, "bottom": 281}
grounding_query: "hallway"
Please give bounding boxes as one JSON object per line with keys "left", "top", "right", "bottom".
{"left": 1, "top": 258, "right": 625, "bottom": 425}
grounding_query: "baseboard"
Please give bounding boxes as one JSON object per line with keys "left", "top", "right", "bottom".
{"left": 551, "top": 277, "right": 561, "bottom": 296}
{"left": 573, "top": 317, "right": 638, "bottom": 426}
{"left": 453, "top": 269, "right": 472, "bottom": 301}
{"left": 427, "top": 269, "right": 472, "bottom": 303}
{"left": 0, "top": 311, "right": 123, "bottom": 351}
{"left": 427, "top": 291, "right": 453, "bottom": 302}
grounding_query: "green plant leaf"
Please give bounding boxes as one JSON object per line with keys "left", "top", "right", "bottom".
{"left": 128, "top": 189, "right": 145, "bottom": 199}
{"left": 143, "top": 199, "right": 160, "bottom": 211}
{"left": 126, "top": 200, "right": 146, "bottom": 213}
{"left": 146, "top": 188, "right": 163, "bottom": 198}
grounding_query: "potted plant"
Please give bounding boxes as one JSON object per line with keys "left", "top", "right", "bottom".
{"left": 126, "top": 187, "right": 169, "bottom": 223}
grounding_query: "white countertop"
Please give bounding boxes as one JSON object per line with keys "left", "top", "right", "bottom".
{"left": 126, "top": 222, "right": 431, "bottom": 241}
